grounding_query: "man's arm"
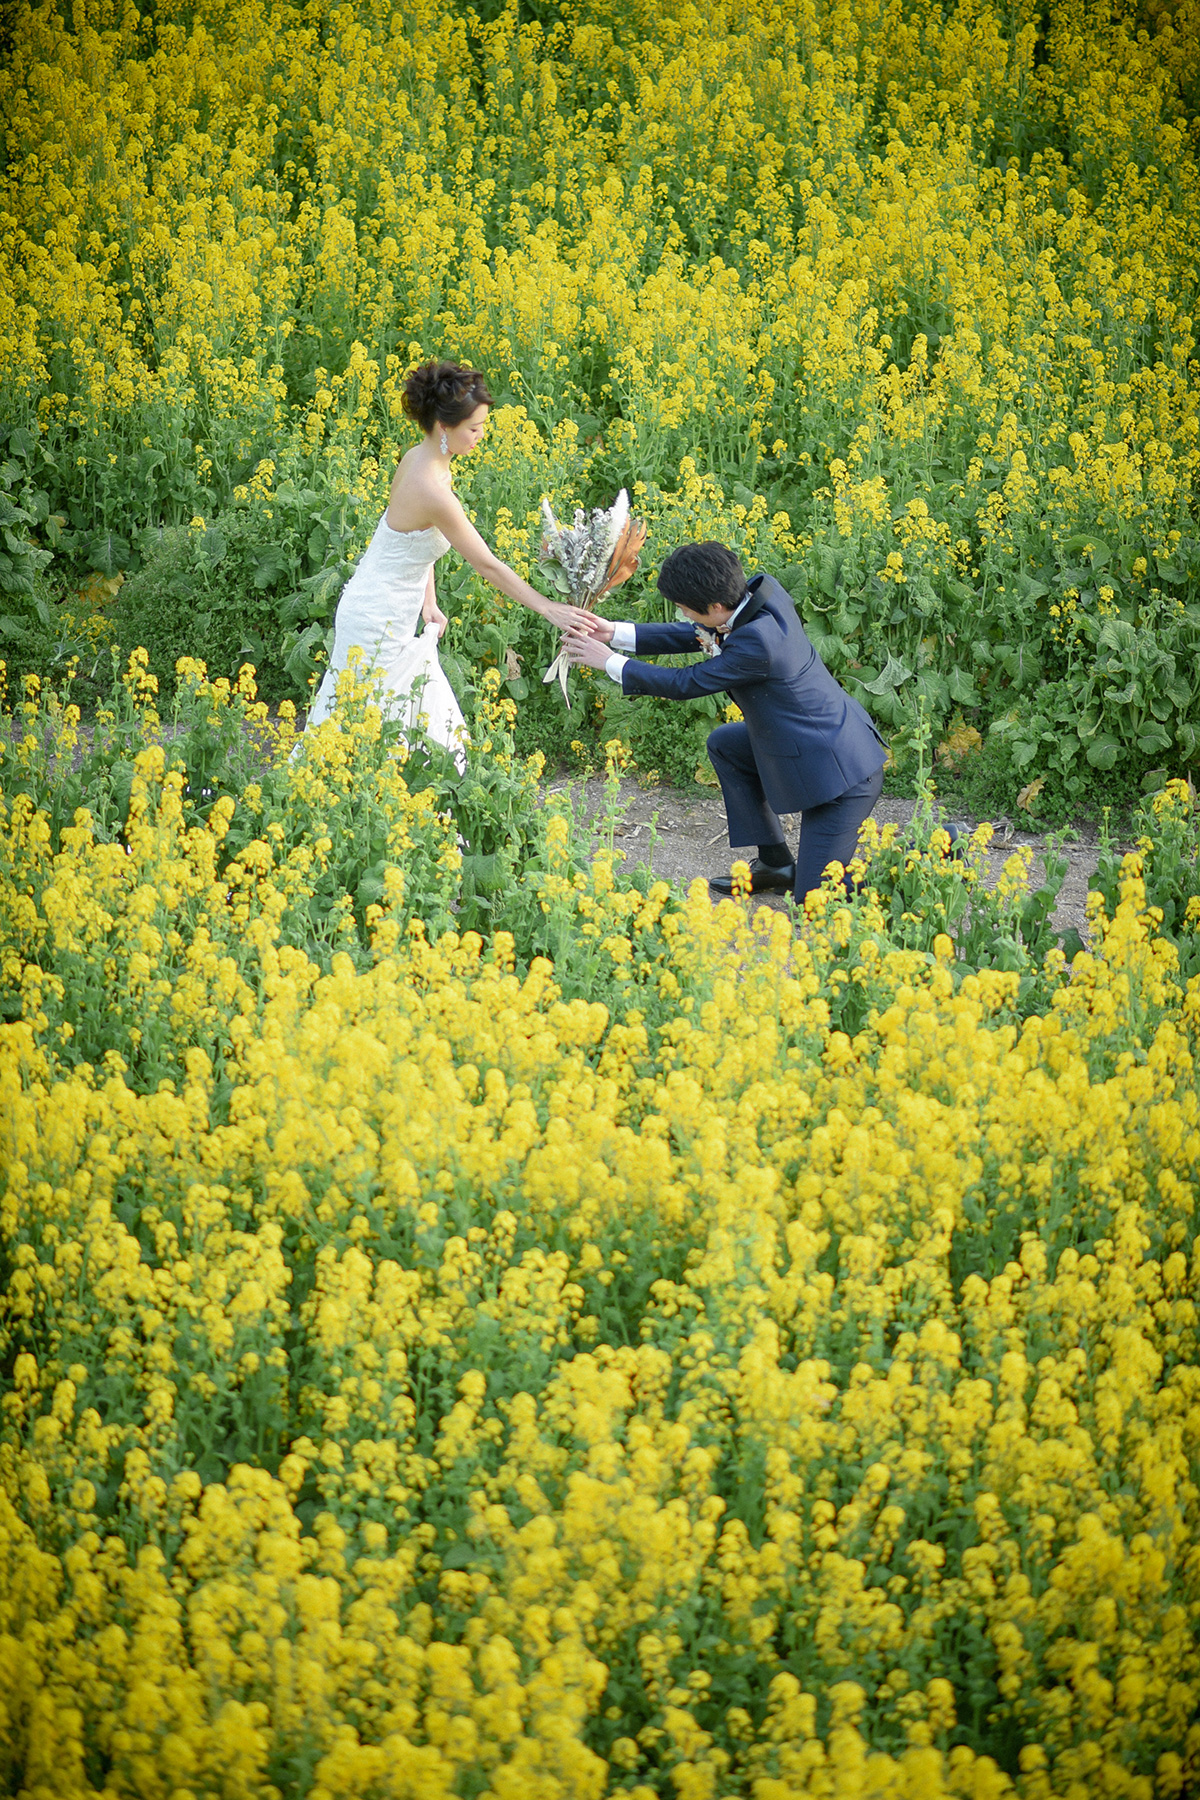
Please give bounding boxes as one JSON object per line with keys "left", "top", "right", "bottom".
{"left": 625, "top": 619, "right": 705, "bottom": 655}
{"left": 620, "top": 630, "right": 768, "bottom": 699}
{"left": 567, "top": 626, "right": 768, "bottom": 696}
{"left": 594, "top": 619, "right": 700, "bottom": 654}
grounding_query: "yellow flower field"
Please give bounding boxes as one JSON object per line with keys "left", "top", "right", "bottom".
{"left": 1, "top": 0, "right": 1198, "bottom": 797}
{"left": 2, "top": 0, "right": 1200, "bottom": 1789}
{"left": 2, "top": 658, "right": 1200, "bottom": 1796}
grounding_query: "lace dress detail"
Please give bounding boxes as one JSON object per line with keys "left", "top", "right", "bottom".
{"left": 304, "top": 516, "right": 466, "bottom": 766}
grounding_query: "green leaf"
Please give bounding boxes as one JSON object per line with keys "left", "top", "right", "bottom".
{"left": 462, "top": 851, "right": 506, "bottom": 893}
{"left": 1086, "top": 735, "right": 1122, "bottom": 769}
{"left": 809, "top": 629, "right": 848, "bottom": 664}
{"left": 947, "top": 666, "right": 981, "bottom": 706}
{"left": 87, "top": 529, "right": 131, "bottom": 576}
{"left": 1063, "top": 532, "right": 1110, "bottom": 565}
{"left": 303, "top": 565, "right": 344, "bottom": 608}
{"left": 997, "top": 643, "right": 1043, "bottom": 688}
{"left": 1103, "top": 680, "right": 1137, "bottom": 706}
{"left": 252, "top": 545, "right": 292, "bottom": 590}
{"left": 280, "top": 589, "right": 313, "bottom": 625}
{"left": 915, "top": 668, "right": 949, "bottom": 711}
{"left": 6, "top": 428, "right": 37, "bottom": 464}
{"left": 356, "top": 862, "right": 388, "bottom": 907}
{"left": 535, "top": 559, "right": 572, "bottom": 594}
{"left": 1098, "top": 618, "right": 1137, "bottom": 654}
{"left": 861, "top": 653, "right": 914, "bottom": 695}
{"left": 1135, "top": 725, "right": 1171, "bottom": 754}
{"left": 284, "top": 620, "right": 331, "bottom": 685}
{"left": 816, "top": 545, "right": 842, "bottom": 599}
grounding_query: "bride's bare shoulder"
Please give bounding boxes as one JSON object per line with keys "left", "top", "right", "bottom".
{"left": 386, "top": 447, "right": 455, "bottom": 530}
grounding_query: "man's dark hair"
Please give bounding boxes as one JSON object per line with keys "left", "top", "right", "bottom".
{"left": 656, "top": 542, "right": 747, "bottom": 614}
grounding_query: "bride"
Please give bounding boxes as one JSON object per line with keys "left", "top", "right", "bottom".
{"left": 303, "top": 360, "right": 594, "bottom": 764}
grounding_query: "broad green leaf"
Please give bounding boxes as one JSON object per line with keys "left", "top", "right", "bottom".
{"left": 947, "top": 666, "right": 981, "bottom": 706}
{"left": 1103, "top": 681, "right": 1137, "bottom": 706}
{"left": 862, "top": 653, "right": 914, "bottom": 695}
{"left": 809, "top": 630, "right": 847, "bottom": 663}
{"left": 1086, "top": 735, "right": 1122, "bottom": 769}
{"left": 817, "top": 545, "right": 841, "bottom": 599}
{"left": 7, "top": 427, "right": 37, "bottom": 463}
{"left": 253, "top": 545, "right": 292, "bottom": 589}
{"left": 1098, "top": 618, "right": 1137, "bottom": 653}
{"left": 1063, "top": 532, "right": 1110, "bottom": 564}
{"left": 86, "top": 529, "right": 130, "bottom": 576}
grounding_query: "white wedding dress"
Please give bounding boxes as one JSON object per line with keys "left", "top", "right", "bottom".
{"left": 304, "top": 516, "right": 467, "bottom": 768}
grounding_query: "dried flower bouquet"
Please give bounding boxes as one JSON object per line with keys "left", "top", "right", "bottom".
{"left": 538, "top": 489, "right": 646, "bottom": 704}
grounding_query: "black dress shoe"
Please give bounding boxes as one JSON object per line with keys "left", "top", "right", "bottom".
{"left": 708, "top": 857, "right": 796, "bottom": 897}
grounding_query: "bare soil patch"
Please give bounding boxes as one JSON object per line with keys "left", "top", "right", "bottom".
{"left": 562, "top": 777, "right": 1112, "bottom": 940}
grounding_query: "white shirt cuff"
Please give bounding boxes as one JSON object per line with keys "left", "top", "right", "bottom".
{"left": 609, "top": 621, "right": 637, "bottom": 653}
{"left": 604, "top": 653, "right": 629, "bottom": 684}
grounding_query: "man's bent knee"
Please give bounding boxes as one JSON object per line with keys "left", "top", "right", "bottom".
{"left": 706, "top": 722, "right": 750, "bottom": 768}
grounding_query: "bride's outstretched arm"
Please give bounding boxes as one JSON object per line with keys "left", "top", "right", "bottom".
{"left": 429, "top": 489, "right": 606, "bottom": 635}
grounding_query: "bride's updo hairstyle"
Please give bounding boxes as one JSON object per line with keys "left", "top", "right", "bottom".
{"left": 402, "top": 360, "right": 493, "bottom": 431}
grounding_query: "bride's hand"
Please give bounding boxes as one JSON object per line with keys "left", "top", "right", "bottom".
{"left": 422, "top": 598, "right": 449, "bottom": 639}
{"left": 540, "top": 600, "right": 604, "bottom": 633}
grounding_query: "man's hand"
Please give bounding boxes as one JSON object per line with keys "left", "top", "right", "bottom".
{"left": 564, "top": 629, "right": 614, "bottom": 672}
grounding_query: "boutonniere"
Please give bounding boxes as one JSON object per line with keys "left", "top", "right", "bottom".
{"left": 694, "top": 624, "right": 722, "bottom": 658}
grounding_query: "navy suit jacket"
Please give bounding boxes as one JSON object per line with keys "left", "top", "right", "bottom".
{"left": 620, "top": 573, "right": 886, "bottom": 813}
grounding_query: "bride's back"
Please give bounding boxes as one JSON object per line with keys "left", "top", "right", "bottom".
{"left": 385, "top": 443, "right": 454, "bottom": 535}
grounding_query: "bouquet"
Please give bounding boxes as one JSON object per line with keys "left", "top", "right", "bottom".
{"left": 538, "top": 489, "right": 646, "bottom": 704}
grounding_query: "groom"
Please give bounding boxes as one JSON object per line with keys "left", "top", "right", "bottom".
{"left": 566, "top": 541, "right": 887, "bottom": 904}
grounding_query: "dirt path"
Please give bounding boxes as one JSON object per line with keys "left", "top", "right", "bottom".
{"left": 560, "top": 777, "right": 1108, "bottom": 939}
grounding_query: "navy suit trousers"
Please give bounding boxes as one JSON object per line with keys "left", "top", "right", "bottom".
{"left": 707, "top": 722, "right": 884, "bottom": 903}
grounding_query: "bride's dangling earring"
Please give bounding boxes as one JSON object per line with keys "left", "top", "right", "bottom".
{"left": 439, "top": 429, "right": 449, "bottom": 456}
